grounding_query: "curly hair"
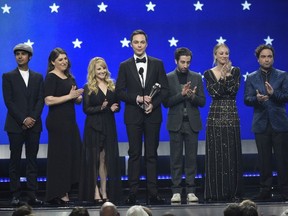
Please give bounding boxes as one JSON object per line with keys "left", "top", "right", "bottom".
{"left": 87, "top": 57, "right": 115, "bottom": 95}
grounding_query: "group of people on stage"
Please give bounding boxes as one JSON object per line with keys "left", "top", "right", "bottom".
{"left": 2, "top": 29, "right": 288, "bottom": 207}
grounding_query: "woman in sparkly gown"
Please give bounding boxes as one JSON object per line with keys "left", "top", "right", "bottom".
{"left": 204, "top": 43, "right": 243, "bottom": 202}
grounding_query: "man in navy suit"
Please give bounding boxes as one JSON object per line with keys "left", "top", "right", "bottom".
{"left": 116, "top": 29, "right": 169, "bottom": 205}
{"left": 164, "top": 47, "right": 205, "bottom": 203}
{"left": 244, "top": 44, "right": 288, "bottom": 201}
{"left": 2, "top": 44, "right": 44, "bottom": 206}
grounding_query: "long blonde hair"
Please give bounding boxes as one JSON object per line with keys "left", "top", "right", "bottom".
{"left": 87, "top": 57, "right": 115, "bottom": 95}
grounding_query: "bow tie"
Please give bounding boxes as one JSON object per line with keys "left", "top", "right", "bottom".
{"left": 136, "top": 57, "right": 146, "bottom": 63}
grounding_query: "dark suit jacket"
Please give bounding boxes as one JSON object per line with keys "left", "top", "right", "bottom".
{"left": 2, "top": 68, "right": 44, "bottom": 133}
{"left": 244, "top": 68, "right": 288, "bottom": 133}
{"left": 165, "top": 69, "right": 206, "bottom": 132}
{"left": 116, "top": 56, "right": 169, "bottom": 124}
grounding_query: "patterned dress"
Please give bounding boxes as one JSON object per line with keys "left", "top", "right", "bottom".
{"left": 204, "top": 67, "right": 243, "bottom": 201}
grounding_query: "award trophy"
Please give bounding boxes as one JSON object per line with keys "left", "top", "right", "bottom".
{"left": 140, "top": 83, "right": 161, "bottom": 110}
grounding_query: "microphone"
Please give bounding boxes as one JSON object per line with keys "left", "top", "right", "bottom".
{"left": 138, "top": 67, "right": 145, "bottom": 110}
{"left": 138, "top": 67, "right": 144, "bottom": 87}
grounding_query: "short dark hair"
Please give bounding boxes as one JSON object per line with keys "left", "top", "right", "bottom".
{"left": 130, "top": 29, "right": 148, "bottom": 42}
{"left": 69, "top": 207, "right": 90, "bottom": 216}
{"left": 224, "top": 203, "right": 242, "bottom": 216}
{"left": 174, "top": 47, "right": 192, "bottom": 61}
{"left": 12, "top": 205, "right": 33, "bottom": 216}
{"left": 240, "top": 206, "right": 259, "bottom": 216}
{"left": 255, "top": 44, "right": 274, "bottom": 59}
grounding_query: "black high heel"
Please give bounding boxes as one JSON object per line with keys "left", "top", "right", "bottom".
{"left": 99, "top": 189, "right": 109, "bottom": 203}
{"left": 48, "top": 197, "right": 69, "bottom": 205}
{"left": 94, "top": 199, "right": 104, "bottom": 205}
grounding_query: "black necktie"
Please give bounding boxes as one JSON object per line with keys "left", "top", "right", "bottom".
{"left": 136, "top": 57, "right": 146, "bottom": 63}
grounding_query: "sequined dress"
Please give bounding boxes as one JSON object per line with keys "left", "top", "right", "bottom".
{"left": 203, "top": 67, "right": 243, "bottom": 201}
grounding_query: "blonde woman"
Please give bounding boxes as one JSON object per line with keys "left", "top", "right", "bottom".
{"left": 79, "top": 57, "right": 121, "bottom": 204}
{"left": 203, "top": 43, "right": 243, "bottom": 202}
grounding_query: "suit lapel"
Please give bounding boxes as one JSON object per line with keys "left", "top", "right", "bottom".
{"left": 128, "top": 58, "right": 142, "bottom": 87}
{"left": 145, "top": 57, "right": 153, "bottom": 88}
{"left": 255, "top": 70, "right": 266, "bottom": 94}
{"left": 171, "top": 70, "right": 182, "bottom": 92}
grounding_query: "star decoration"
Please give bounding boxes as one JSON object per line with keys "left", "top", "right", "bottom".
{"left": 264, "top": 36, "right": 274, "bottom": 45}
{"left": 243, "top": 72, "right": 250, "bottom": 82}
{"left": 25, "top": 39, "right": 34, "bottom": 47}
{"left": 120, "top": 37, "right": 130, "bottom": 48}
{"left": 168, "top": 37, "right": 179, "bottom": 47}
{"left": 49, "top": 3, "right": 60, "bottom": 13}
{"left": 241, "top": 1, "right": 251, "bottom": 10}
{"left": 98, "top": 2, "right": 108, "bottom": 12}
{"left": 72, "top": 38, "right": 83, "bottom": 48}
{"left": 146, "top": 1, "right": 156, "bottom": 11}
{"left": 194, "top": 1, "right": 204, "bottom": 11}
{"left": 1, "top": 4, "right": 11, "bottom": 13}
{"left": 216, "top": 36, "right": 226, "bottom": 44}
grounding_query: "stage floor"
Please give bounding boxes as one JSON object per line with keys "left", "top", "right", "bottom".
{"left": 1, "top": 186, "right": 288, "bottom": 216}
{"left": 0, "top": 201, "right": 287, "bottom": 216}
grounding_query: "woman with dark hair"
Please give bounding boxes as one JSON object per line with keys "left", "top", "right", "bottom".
{"left": 44, "top": 47, "right": 84, "bottom": 204}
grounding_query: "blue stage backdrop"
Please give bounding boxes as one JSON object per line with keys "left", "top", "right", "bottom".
{"left": 0, "top": 0, "right": 287, "bottom": 145}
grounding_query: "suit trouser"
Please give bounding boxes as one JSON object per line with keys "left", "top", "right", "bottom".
{"left": 126, "top": 122, "right": 161, "bottom": 197}
{"left": 8, "top": 131, "right": 40, "bottom": 198}
{"left": 255, "top": 123, "right": 288, "bottom": 195}
{"left": 169, "top": 121, "right": 199, "bottom": 194}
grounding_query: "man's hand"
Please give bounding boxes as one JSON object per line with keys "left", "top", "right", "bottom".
{"left": 145, "top": 103, "right": 153, "bottom": 114}
{"left": 187, "top": 86, "right": 197, "bottom": 99}
{"left": 181, "top": 81, "right": 191, "bottom": 96}
{"left": 23, "top": 117, "right": 36, "bottom": 129}
{"left": 137, "top": 95, "right": 151, "bottom": 106}
{"left": 256, "top": 90, "right": 269, "bottom": 102}
{"left": 265, "top": 81, "right": 274, "bottom": 96}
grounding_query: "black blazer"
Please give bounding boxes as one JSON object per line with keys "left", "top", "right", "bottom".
{"left": 2, "top": 68, "right": 44, "bottom": 133}
{"left": 116, "top": 56, "right": 169, "bottom": 124}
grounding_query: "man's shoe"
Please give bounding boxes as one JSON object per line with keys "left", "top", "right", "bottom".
{"left": 11, "top": 197, "right": 24, "bottom": 206}
{"left": 28, "top": 198, "right": 45, "bottom": 206}
{"left": 125, "top": 194, "right": 136, "bottom": 205}
{"left": 149, "top": 195, "right": 165, "bottom": 205}
{"left": 187, "top": 193, "right": 199, "bottom": 202}
{"left": 252, "top": 192, "right": 272, "bottom": 201}
{"left": 171, "top": 193, "right": 181, "bottom": 203}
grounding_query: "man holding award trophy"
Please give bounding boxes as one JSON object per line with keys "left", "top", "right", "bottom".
{"left": 116, "top": 29, "right": 169, "bottom": 205}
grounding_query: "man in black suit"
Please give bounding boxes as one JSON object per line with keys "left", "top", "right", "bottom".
{"left": 116, "top": 29, "right": 169, "bottom": 205}
{"left": 2, "top": 43, "right": 44, "bottom": 206}
{"left": 164, "top": 47, "right": 205, "bottom": 203}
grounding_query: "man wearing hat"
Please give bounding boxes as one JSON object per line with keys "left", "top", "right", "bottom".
{"left": 2, "top": 43, "right": 44, "bottom": 206}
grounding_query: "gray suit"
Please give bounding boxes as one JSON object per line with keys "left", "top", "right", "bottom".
{"left": 165, "top": 69, "right": 205, "bottom": 194}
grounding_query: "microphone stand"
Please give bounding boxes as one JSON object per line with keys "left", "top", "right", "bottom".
{"left": 138, "top": 67, "right": 148, "bottom": 204}
{"left": 139, "top": 67, "right": 145, "bottom": 110}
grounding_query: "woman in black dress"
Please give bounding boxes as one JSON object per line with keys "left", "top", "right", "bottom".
{"left": 44, "top": 48, "right": 83, "bottom": 204}
{"left": 203, "top": 43, "right": 243, "bottom": 202}
{"left": 79, "top": 57, "right": 121, "bottom": 204}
